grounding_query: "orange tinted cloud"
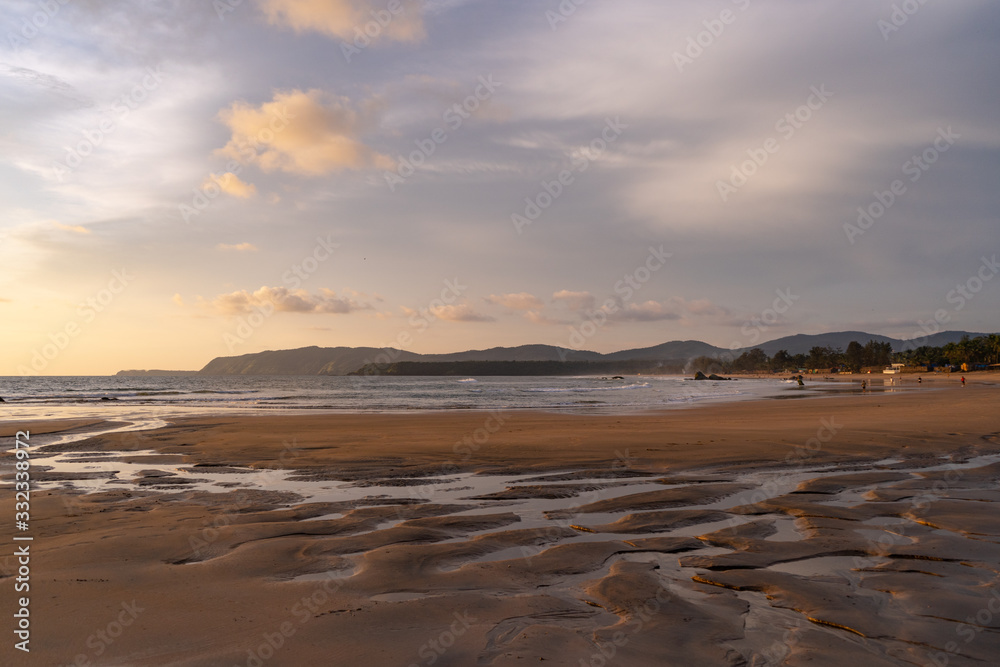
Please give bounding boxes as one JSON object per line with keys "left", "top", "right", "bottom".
{"left": 216, "top": 89, "right": 393, "bottom": 175}
{"left": 211, "top": 286, "right": 373, "bottom": 315}
{"left": 552, "top": 290, "right": 596, "bottom": 311}
{"left": 207, "top": 172, "right": 258, "bottom": 198}
{"left": 217, "top": 242, "right": 258, "bottom": 252}
{"left": 485, "top": 292, "right": 544, "bottom": 311}
{"left": 258, "top": 0, "right": 425, "bottom": 43}
{"left": 429, "top": 304, "right": 495, "bottom": 322}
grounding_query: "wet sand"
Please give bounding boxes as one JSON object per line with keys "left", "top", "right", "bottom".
{"left": 2, "top": 382, "right": 1000, "bottom": 666}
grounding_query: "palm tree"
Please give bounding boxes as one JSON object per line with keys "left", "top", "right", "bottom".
{"left": 986, "top": 334, "right": 1000, "bottom": 365}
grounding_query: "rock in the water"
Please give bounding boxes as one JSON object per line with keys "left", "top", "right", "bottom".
{"left": 693, "top": 371, "right": 708, "bottom": 380}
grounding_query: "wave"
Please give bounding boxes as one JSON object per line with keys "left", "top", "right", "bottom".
{"left": 190, "top": 389, "right": 259, "bottom": 394}
{"left": 1, "top": 375, "right": 783, "bottom": 416}
{"left": 524, "top": 382, "right": 651, "bottom": 393}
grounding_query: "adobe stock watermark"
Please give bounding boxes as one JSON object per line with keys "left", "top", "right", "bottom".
{"left": 844, "top": 126, "right": 959, "bottom": 245}
{"left": 928, "top": 587, "right": 1000, "bottom": 667}
{"left": 415, "top": 410, "right": 509, "bottom": 482}
{"left": 235, "top": 571, "right": 348, "bottom": 667}
{"left": 734, "top": 288, "right": 800, "bottom": 347}
{"left": 383, "top": 75, "right": 503, "bottom": 191}
{"left": 850, "top": 463, "right": 967, "bottom": 574}
{"left": 839, "top": 462, "right": 996, "bottom": 667}
{"left": 511, "top": 117, "right": 627, "bottom": 234}
{"left": 340, "top": 0, "right": 409, "bottom": 62}
{"left": 750, "top": 623, "right": 806, "bottom": 666}
{"left": 52, "top": 66, "right": 165, "bottom": 182}
{"left": 877, "top": 0, "right": 931, "bottom": 41}
{"left": 213, "top": 0, "right": 245, "bottom": 21}
{"left": 558, "top": 245, "right": 671, "bottom": 354}
{"left": 6, "top": 0, "right": 71, "bottom": 53}
{"left": 519, "top": 449, "right": 637, "bottom": 561}
{"left": 716, "top": 85, "right": 833, "bottom": 202}
{"left": 179, "top": 170, "right": 253, "bottom": 223}
{"left": 546, "top": 0, "right": 589, "bottom": 31}
{"left": 186, "top": 439, "right": 300, "bottom": 560}
{"left": 61, "top": 431, "right": 152, "bottom": 519}
{"left": 406, "top": 611, "right": 476, "bottom": 667}
{"left": 354, "top": 277, "right": 469, "bottom": 373}
{"left": 180, "top": 105, "right": 294, "bottom": 223}
{"left": 19, "top": 269, "right": 133, "bottom": 375}
{"left": 59, "top": 600, "right": 144, "bottom": 667}
{"left": 898, "top": 254, "right": 998, "bottom": 351}
{"left": 223, "top": 235, "right": 339, "bottom": 352}
{"left": 716, "top": 415, "right": 843, "bottom": 539}
{"left": 579, "top": 586, "right": 672, "bottom": 667}
{"left": 731, "top": 417, "right": 843, "bottom": 507}
{"left": 673, "top": 0, "right": 752, "bottom": 73}
{"left": 403, "top": 278, "right": 469, "bottom": 334}
{"left": 386, "top": 410, "right": 509, "bottom": 528}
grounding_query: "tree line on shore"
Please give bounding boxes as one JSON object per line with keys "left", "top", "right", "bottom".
{"left": 691, "top": 335, "right": 1000, "bottom": 374}
{"left": 349, "top": 359, "right": 688, "bottom": 376}
{"left": 348, "top": 335, "right": 999, "bottom": 376}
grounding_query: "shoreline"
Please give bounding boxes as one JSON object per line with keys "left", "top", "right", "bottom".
{"left": 7, "top": 382, "right": 993, "bottom": 475}
{"left": 4, "top": 371, "right": 996, "bottom": 425}
{"left": 0, "top": 373, "right": 941, "bottom": 424}
{"left": 2, "top": 385, "right": 999, "bottom": 665}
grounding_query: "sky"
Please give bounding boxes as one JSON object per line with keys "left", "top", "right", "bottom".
{"left": 2, "top": 0, "right": 999, "bottom": 375}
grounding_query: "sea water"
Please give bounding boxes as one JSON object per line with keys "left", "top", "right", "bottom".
{"left": 0, "top": 374, "right": 811, "bottom": 420}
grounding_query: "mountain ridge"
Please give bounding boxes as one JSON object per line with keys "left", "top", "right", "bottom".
{"left": 115, "top": 331, "right": 987, "bottom": 376}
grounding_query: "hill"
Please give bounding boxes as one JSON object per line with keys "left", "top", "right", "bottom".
{"left": 114, "top": 331, "right": 989, "bottom": 376}
{"left": 606, "top": 340, "right": 728, "bottom": 361}
{"left": 753, "top": 331, "right": 985, "bottom": 356}
{"left": 199, "top": 346, "right": 424, "bottom": 376}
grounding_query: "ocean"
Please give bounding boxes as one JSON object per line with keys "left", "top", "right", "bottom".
{"left": 0, "top": 374, "right": 807, "bottom": 421}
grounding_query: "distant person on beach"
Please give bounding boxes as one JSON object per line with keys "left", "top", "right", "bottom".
{"left": 861, "top": 380, "right": 867, "bottom": 391}
{"left": 961, "top": 376, "right": 966, "bottom": 386}
{"left": 917, "top": 377, "right": 922, "bottom": 383}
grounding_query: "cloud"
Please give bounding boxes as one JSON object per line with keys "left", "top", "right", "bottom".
{"left": 207, "top": 172, "right": 258, "bottom": 198}
{"left": 172, "top": 293, "right": 184, "bottom": 307}
{"left": 672, "top": 297, "right": 730, "bottom": 319}
{"left": 552, "top": 290, "right": 596, "bottom": 311}
{"left": 609, "top": 297, "right": 733, "bottom": 324}
{"left": 429, "top": 303, "right": 495, "bottom": 322}
{"left": 341, "top": 287, "right": 383, "bottom": 301}
{"left": 613, "top": 300, "right": 682, "bottom": 322}
{"left": 260, "top": 0, "right": 426, "bottom": 46}
{"left": 54, "top": 223, "right": 90, "bottom": 234}
{"left": 216, "top": 89, "right": 393, "bottom": 175}
{"left": 211, "top": 286, "right": 373, "bottom": 315}
{"left": 485, "top": 292, "right": 544, "bottom": 311}
{"left": 217, "top": 242, "right": 259, "bottom": 252}
{"left": 258, "top": 0, "right": 426, "bottom": 43}
{"left": 524, "top": 310, "right": 570, "bottom": 326}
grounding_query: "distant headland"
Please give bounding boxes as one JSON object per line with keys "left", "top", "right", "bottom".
{"left": 115, "top": 330, "right": 991, "bottom": 376}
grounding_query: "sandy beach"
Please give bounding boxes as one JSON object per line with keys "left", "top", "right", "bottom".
{"left": 3, "top": 381, "right": 1000, "bottom": 666}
